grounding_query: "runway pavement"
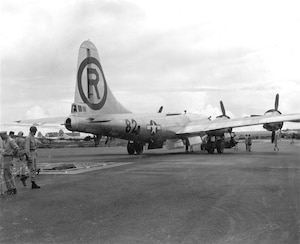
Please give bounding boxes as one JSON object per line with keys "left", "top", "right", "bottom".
{"left": 1, "top": 140, "right": 299, "bottom": 244}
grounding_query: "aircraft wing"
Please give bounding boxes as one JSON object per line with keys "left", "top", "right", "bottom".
{"left": 14, "top": 117, "right": 67, "bottom": 126}
{"left": 176, "top": 113, "right": 300, "bottom": 135}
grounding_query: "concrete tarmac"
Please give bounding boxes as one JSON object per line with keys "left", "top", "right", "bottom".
{"left": 1, "top": 140, "right": 299, "bottom": 244}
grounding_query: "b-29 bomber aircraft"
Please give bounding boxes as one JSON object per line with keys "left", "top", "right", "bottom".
{"left": 18, "top": 40, "right": 300, "bottom": 154}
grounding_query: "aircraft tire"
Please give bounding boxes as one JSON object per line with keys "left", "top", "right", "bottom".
{"left": 216, "top": 141, "right": 224, "bottom": 154}
{"left": 127, "top": 142, "right": 135, "bottom": 155}
{"left": 134, "top": 143, "right": 143, "bottom": 155}
{"left": 207, "top": 141, "right": 215, "bottom": 154}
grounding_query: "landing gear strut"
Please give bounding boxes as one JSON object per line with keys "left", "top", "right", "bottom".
{"left": 127, "top": 141, "right": 144, "bottom": 155}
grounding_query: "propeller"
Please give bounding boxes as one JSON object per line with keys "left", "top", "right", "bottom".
{"left": 265, "top": 93, "right": 281, "bottom": 115}
{"left": 275, "top": 93, "right": 279, "bottom": 111}
{"left": 260, "top": 93, "right": 283, "bottom": 143}
{"left": 216, "top": 101, "right": 230, "bottom": 119}
{"left": 158, "top": 106, "right": 163, "bottom": 113}
{"left": 251, "top": 93, "right": 281, "bottom": 117}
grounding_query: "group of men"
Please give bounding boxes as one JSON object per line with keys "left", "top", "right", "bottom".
{"left": 0, "top": 126, "right": 40, "bottom": 195}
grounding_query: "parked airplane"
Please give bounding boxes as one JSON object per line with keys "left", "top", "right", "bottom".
{"left": 16, "top": 40, "right": 300, "bottom": 154}
{"left": 36, "top": 129, "right": 91, "bottom": 141}
{"left": 62, "top": 40, "right": 300, "bottom": 154}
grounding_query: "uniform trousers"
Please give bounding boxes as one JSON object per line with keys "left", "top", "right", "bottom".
{"left": 27, "top": 150, "right": 37, "bottom": 181}
{"left": 3, "top": 155, "right": 16, "bottom": 190}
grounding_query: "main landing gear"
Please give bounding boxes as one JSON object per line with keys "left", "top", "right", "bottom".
{"left": 127, "top": 141, "right": 144, "bottom": 155}
{"left": 205, "top": 136, "right": 225, "bottom": 154}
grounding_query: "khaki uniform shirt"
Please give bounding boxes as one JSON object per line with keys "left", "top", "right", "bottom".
{"left": 3, "top": 137, "right": 19, "bottom": 156}
{"left": 16, "top": 137, "right": 26, "bottom": 150}
{"left": 25, "top": 134, "right": 37, "bottom": 156}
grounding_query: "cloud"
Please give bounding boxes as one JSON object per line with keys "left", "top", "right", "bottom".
{"left": 26, "top": 105, "right": 48, "bottom": 119}
{"left": 1, "top": 0, "right": 300, "bottom": 129}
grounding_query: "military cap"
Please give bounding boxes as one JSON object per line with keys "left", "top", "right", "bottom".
{"left": 30, "top": 126, "right": 37, "bottom": 132}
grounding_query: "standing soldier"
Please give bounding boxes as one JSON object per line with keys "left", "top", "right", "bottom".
{"left": 15, "top": 131, "right": 28, "bottom": 186}
{"left": 291, "top": 133, "right": 295, "bottom": 144}
{"left": 0, "top": 131, "right": 18, "bottom": 195}
{"left": 0, "top": 134, "right": 4, "bottom": 195}
{"left": 233, "top": 133, "right": 239, "bottom": 151}
{"left": 245, "top": 134, "right": 249, "bottom": 151}
{"left": 274, "top": 131, "right": 279, "bottom": 151}
{"left": 25, "top": 126, "right": 40, "bottom": 189}
{"left": 248, "top": 134, "right": 252, "bottom": 152}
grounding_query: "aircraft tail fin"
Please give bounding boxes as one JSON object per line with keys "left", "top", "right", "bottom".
{"left": 72, "top": 40, "right": 130, "bottom": 117}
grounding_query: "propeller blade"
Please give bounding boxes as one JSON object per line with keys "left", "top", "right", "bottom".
{"left": 271, "top": 131, "right": 275, "bottom": 143}
{"left": 158, "top": 106, "right": 163, "bottom": 113}
{"left": 220, "top": 101, "right": 226, "bottom": 116}
{"left": 275, "top": 93, "right": 279, "bottom": 110}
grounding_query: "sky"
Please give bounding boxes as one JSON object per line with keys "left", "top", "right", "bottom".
{"left": 1, "top": 0, "right": 300, "bottom": 131}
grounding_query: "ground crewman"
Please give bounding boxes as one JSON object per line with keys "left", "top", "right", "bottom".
{"left": 248, "top": 134, "right": 252, "bottom": 152}
{"left": 0, "top": 135, "right": 4, "bottom": 195}
{"left": 15, "top": 131, "right": 28, "bottom": 186}
{"left": 0, "top": 131, "right": 18, "bottom": 195}
{"left": 245, "top": 134, "right": 249, "bottom": 151}
{"left": 25, "top": 126, "right": 40, "bottom": 189}
{"left": 274, "top": 131, "right": 279, "bottom": 151}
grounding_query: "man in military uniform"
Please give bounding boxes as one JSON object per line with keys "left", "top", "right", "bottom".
{"left": 0, "top": 131, "right": 18, "bottom": 195}
{"left": 0, "top": 134, "right": 4, "bottom": 195}
{"left": 25, "top": 126, "right": 40, "bottom": 189}
{"left": 15, "top": 131, "right": 28, "bottom": 186}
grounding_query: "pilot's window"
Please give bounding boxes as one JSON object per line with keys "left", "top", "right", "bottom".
{"left": 78, "top": 105, "right": 82, "bottom": 112}
{"left": 83, "top": 107, "right": 86, "bottom": 112}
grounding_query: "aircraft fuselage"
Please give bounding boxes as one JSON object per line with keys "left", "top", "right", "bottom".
{"left": 66, "top": 113, "right": 208, "bottom": 143}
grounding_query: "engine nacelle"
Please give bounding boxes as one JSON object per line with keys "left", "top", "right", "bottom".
{"left": 263, "top": 122, "right": 283, "bottom": 132}
{"left": 263, "top": 110, "right": 283, "bottom": 132}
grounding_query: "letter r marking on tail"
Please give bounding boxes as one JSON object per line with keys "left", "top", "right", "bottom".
{"left": 77, "top": 57, "right": 107, "bottom": 110}
{"left": 87, "top": 68, "right": 100, "bottom": 99}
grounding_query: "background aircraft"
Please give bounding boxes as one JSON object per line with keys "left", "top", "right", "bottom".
{"left": 15, "top": 40, "right": 300, "bottom": 154}
{"left": 0, "top": 123, "right": 92, "bottom": 143}
{"left": 36, "top": 129, "right": 91, "bottom": 141}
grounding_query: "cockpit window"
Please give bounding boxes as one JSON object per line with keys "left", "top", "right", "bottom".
{"left": 78, "top": 105, "right": 82, "bottom": 112}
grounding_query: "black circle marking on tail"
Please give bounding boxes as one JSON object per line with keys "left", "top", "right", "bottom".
{"left": 77, "top": 57, "right": 107, "bottom": 110}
